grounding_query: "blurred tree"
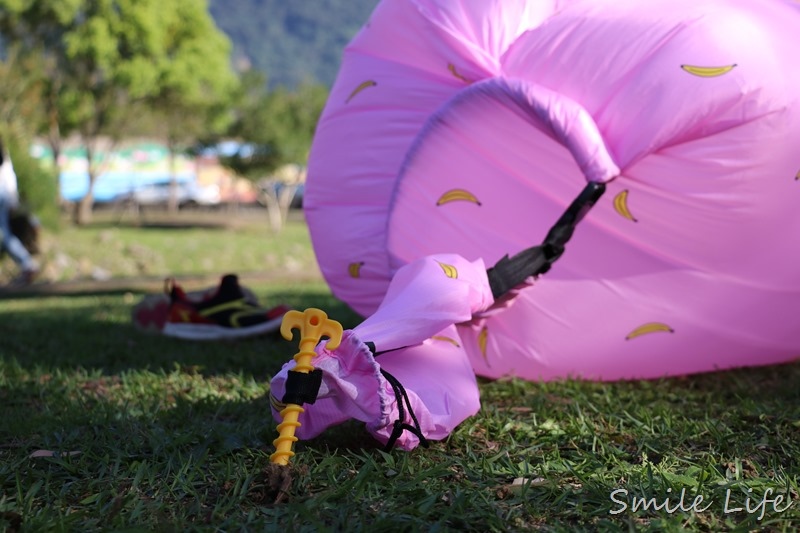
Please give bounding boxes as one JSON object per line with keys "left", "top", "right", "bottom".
{"left": 144, "top": 0, "right": 238, "bottom": 213}
{"left": 4, "top": 136, "right": 60, "bottom": 232}
{"left": 203, "top": 71, "right": 327, "bottom": 231}
{"left": 0, "top": 4, "right": 74, "bottom": 176}
{"left": 0, "top": 0, "right": 237, "bottom": 224}
{"left": 0, "top": 45, "right": 45, "bottom": 141}
{"left": 0, "top": 46, "right": 60, "bottom": 231}
{"left": 219, "top": 71, "right": 329, "bottom": 181}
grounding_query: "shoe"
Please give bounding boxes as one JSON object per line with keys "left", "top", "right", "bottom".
{"left": 132, "top": 275, "right": 262, "bottom": 333}
{"left": 8, "top": 267, "right": 38, "bottom": 287}
{"left": 162, "top": 274, "right": 289, "bottom": 340}
{"left": 131, "top": 292, "right": 172, "bottom": 333}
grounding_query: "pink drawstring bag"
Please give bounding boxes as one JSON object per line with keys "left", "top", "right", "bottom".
{"left": 271, "top": 254, "right": 492, "bottom": 450}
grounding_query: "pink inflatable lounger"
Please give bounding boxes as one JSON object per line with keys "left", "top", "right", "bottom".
{"left": 271, "top": 0, "right": 800, "bottom": 451}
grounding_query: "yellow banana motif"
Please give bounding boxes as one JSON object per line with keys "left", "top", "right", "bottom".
{"left": 436, "top": 188, "right": 482, "bottom": 206}
{"left": 348, "top": 261, "right": 365, "bottom": 278}
{"left": 625, "top": 322, "right": 675, "bottom": 340}
{"left": 478, "top": 326, "right": 488, "bottom": 360}
{"left": 432, "top": 335, "right": 460, "bottom": 347}
{"left": 680, "top": 64, "right": 736, "bottom": 77}
{"left": 269, "top": 393, "right": 286, "bottom": 412}
{"left": 345, "top": 80, "right": 377, "bottom": 103}
{"left": 436, "top": 261, "right": 458, "bottom": 279}
{"left": 448, "top": 63, "right": 472, "bottom": 83}
{"left": 613, "top": 189, "right": 638, "bottom": 222}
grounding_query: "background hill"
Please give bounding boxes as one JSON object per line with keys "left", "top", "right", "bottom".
{"left": 208, "top": 0, "right": 380, "bottom": 88}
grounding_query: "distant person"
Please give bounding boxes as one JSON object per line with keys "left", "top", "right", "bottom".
{"left": 0, "top": 138, "right": 39, "bottom": 285}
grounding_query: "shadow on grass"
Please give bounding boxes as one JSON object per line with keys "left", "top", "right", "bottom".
{"left": 0, "top": 374, "right": 380, "bottom": 454}
{"left": 0, "top": 283, "right": 383, "bottom": 468}
{"left": 87, "top": 205, "right": 254, "bottom": 230}
{"left": 3, "top": 278, "right": 799, "bottom": 474}
{"left": 86, "top": 219, "right": 230, "bottom": 231}
{"left": 0, "top": 286, "right": 362, "bottom": 377}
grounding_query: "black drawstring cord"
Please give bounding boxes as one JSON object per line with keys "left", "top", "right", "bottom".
{"left": 380, "top": 369, "right": 429, "bottom": 452}
{"left": 363, "top": 343, "right": 429, "bottom": 450}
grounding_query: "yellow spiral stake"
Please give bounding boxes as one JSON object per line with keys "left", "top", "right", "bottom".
{"left": 270, "top": 308, "right": 343, "bottom": 466}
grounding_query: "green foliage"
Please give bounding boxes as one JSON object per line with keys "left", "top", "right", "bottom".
{"left": 0, "top": 0, "right": 375, "bottom": 222}
{"left": 0, "top": 44, "right": 45, "bottom": 140}
{"left": 39, "top": 0, "right": 237, "bottom": 141}
{"left": 212, "top": 71, "right": 329, "bottom": 180}
{"left": 208, "top": 0, "right": 379, "bottom": 88}
{"left": 0, "top": 0, "right": 240, "bottom": 223}
{"left": 146, "top": 0, "right": 239, "bottom": 147}
{"left": 5, "top": 136, "right": 60, "bottom": 231}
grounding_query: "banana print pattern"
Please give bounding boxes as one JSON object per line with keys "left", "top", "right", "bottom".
{"left": 611, "top": 179, "right": 681, "bottom": 342}
{"left": 302, "top": 0, "right": 800, "bottom": 385}
{"left": 436, "top": 261, "right": 458, "bottom": 279}
{"left": 431, "top": 335, "right": 460, "bottom": 347}
{"left": 448, "top": 63, "right": 472, "bottom": 83}
{"left": 269, "top": 393, "right": 286, "bottom": 412}
{"left": 478, "top": 326, "right": 489, "bottom": 361}
{"left": 436, "top": 188, "right": 481, "bottom": 206}
{"left": 625, "top": 322, "right": 675, "bottom": 340}
{"left": 613, "top": 189, "right": 637, "bottom": 222}
{"left": 348, "top": 261, "right": 365, "bottom": 278}
{"left": 680, "top": 64, "right": 737, "bottom": 77}
{"left": 346, "top": 80, "right": 377, "bottom": 103}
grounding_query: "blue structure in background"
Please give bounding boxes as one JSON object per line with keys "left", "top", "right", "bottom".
{"left": 59, "top": 171, "right": 195, "bottom": 202}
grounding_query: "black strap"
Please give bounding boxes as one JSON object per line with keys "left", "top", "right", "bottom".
{"left": 486, "top": 181, "right": 606, "bottom": 298}
{"left": 380, "top": 369, "right": 429, "bottom": 452}
{"left": 281, "top": 368, "right": 324, "bottom": 405}
{"left": 365, "top": 340, "right": 403, "bottom": 358}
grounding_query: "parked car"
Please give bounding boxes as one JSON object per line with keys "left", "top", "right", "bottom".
{"left": 127, "top": 181, "right": 221, "bottom": 208}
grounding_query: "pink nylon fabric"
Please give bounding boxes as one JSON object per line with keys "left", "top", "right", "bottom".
{"left": 305, "top": 0, "right": 800, "bottom": 382}
{"left": 306, "top": 0, "right": 565, "bottom": 316}
{"left": 269, "top": 325, "right": 479, "bottom": 450}
{"left": 273, "top": 0, "right": 800, "bottom": 450}
{"left": 271, "top": 255, "right": 490, "bottom": 450}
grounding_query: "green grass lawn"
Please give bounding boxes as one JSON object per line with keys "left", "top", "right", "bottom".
{"left": 1, "top": 208, "right": 319, "bottom": 285}
{"left": 1, "top": 211, "right": 799, "bottom": 532}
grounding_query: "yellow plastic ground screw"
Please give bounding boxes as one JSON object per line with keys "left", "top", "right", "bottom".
{"left": 270, "top": 308, "right": 343, "bottom": 466}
